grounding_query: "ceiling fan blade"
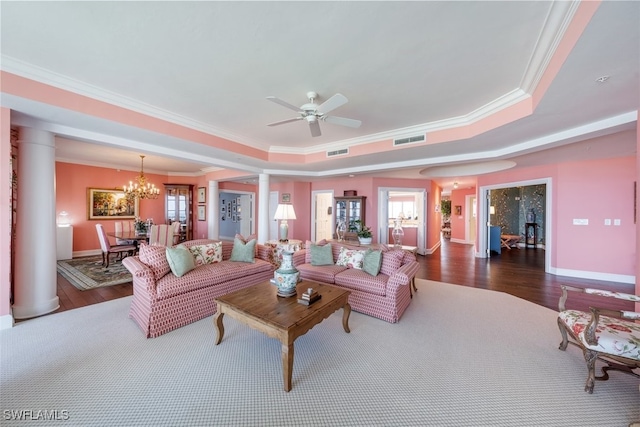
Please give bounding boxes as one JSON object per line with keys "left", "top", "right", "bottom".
{"left": 323, "top": 115, "right": 362, "bottom": 128}
{"left": 309, "top": 120, "right": 321, "bottom": 137}
{"left": 267, "top": 117, "right": 302, "bottom": 127}
{"left": 316, "top": 93, "right": 348, "bottom": 115}
{"left": 266, "top": 96, "right": 302, "bottom": 112}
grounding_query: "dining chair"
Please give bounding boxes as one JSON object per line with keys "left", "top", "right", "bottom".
{"left": 148, "top": 224, "right": 174, "bottom": 247}
{"left": 171, "top": 221, "right": 181, "bottom": 245}
{"left": 95, "top": 224, "right": 136, "bottom": 268}
{"left": 114, "top": 221, "right": 136, "bottom": 245}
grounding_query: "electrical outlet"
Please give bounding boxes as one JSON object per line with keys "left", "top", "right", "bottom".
{"left": 614, "top": 219, "right": 621, "bottom": 226}
{"left": 573, "top": 219, "right": 588, "bottom": 225}
{"left": 604, "top": 219, "right": 611, "bottom": 226}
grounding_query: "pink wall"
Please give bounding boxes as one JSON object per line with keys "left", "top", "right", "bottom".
{"left": 56, "top": 162, "right": 191, "bottom": 252}
{"left": 478, "top": 155, "right": 636, "bottom": 278}
{"left": 637, "top": 130, "right": 640, "bottom": 308}
{"left": 1, "top": 108, "right": 11, "bottom": 318}
{"left": 449, "top": 187, "right": 476, "bottom": 242}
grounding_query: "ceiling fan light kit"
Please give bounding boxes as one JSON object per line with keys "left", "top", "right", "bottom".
{"left": 266, "top": 91, "right": 361, "bottom": 137}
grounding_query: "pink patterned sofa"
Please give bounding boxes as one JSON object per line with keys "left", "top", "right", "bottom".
{"left": 122, "top": 239, "right": 274, "bottom": 338}
{"left": 292, "top": 242, "right": 419, "bottom": 323}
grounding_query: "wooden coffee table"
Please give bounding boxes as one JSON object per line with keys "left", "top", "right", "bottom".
{"left": 213, "top": 280, "right": 351, "bottom": 392}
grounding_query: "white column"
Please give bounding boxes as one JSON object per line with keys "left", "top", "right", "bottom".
{"left": 258, "top": 174, "right": 270, "bottom": 244}
{"left": 208, "top": 180, "right": 219, "bottom": 239}
{"left": 13, "top": 127, "right": 59, "bottom": 319}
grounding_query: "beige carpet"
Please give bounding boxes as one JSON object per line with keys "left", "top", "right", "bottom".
{"left": 1, "top": 279, "right": 638, "bottom": 426}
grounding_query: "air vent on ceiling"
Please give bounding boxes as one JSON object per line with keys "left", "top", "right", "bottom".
{"left": 327, "top": 148, "right": 349, "bottom": 157}
{"left": 393, "top": 134, "right": 426, "bottom": 146}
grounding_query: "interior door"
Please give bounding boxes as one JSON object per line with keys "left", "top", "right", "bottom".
{"left": 313, "top": 191, "right": 333, "bottom": 241}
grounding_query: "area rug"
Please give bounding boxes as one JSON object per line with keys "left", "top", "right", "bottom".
{"left": 1, "top": 279, "right": 637, "bottom": 426}
{"left": 56, "top": 255, "right": 132, "bottom": 290}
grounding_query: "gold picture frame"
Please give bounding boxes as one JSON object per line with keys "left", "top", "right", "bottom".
{"left": 197, "top": 205, "right": 206, "bottom": 221}
{"left": 88, "top": 188, "right": 138, "bottom": 220}
{"left": 198, "top": 187, "right": 206, "bottom": 204}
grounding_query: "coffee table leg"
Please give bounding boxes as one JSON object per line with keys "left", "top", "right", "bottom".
{"left": 342, "top": 303, "right": 351, "bottom": 333}
{"left": 282, "top": 342, "right": 294, "bottom": 392}
{"left": 214, "top": 311, "right": 225, "bottom": 345}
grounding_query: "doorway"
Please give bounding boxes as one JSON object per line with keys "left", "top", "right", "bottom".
{"left": 378, "top": 187, "right": 426, "bottom": 255}
{"left": 478, "top": 179, "right": 551, "bottom": 273}
{"left": 218, "top": 191, "right": 255, "bottom": 240}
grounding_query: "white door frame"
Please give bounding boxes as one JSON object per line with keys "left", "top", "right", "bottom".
{"left": 465, "top": 194, "right": 477, "bottom": 244}
{"left": 477, "top": 178, "right": 552, "bottom": 273}
{"left": 378, "top": 187, "right": 427, "bottom": 255}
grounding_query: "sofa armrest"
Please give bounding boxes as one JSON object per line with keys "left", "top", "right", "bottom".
{"left": 255, "top": 244, "right": 273, "bottom": 264}
{"left": 387, "top": 261, "right": 420, "bottom": 294}
{"left": 292, "top": 249, "right": 307, "bottom": 267}
{"left": 122, "top": 256, "right": 157, "bottom": 295}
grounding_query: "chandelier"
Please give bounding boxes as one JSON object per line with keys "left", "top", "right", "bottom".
{"left": 123, "top": 155, "right": 160, "bottom": 200}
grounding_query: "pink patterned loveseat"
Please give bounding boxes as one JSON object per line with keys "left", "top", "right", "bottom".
{"left": 122, "top": 239, "right": 274, "bottom": 338}
{"left": 292, "top": 242, "right": 419, "bottom": 323}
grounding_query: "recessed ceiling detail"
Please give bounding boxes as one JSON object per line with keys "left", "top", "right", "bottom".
{"left": 419, "top": 160, "right": 517, "bottom": 178}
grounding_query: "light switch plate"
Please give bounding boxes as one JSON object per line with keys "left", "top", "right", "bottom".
{"left": 614, "top": 219, "right": 621, "bottom": 226}
{"left": 604, "top": 219, "right": 611, "bottom": 226}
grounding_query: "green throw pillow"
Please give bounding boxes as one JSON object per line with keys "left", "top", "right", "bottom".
{"left": 362, "top": 249, "right": 383, "bottom": 276}
{"left": 310, "top": 243, "right": 333, "bottom": 266}
{"left": 165, "top": 246, "right": 196, "bottom": 277}
{"left": 230, "top": 238, "right": 256, "bottom": 263}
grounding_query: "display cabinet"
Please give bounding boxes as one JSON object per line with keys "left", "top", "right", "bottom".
{"left": 164, "top": 184, "right": 193, "bottom": 242}
{"left": 334, "top": 196, "right": 366, "bottom": 240}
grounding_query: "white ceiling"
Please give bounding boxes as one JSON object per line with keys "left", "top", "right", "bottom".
{"left": 1, "top": 1, "right": 638, "bottom": 191}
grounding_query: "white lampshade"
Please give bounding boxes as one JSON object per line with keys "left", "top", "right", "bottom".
{"left": 274, "top": 204, "right": 297, "bottom": 220}
{"left": 274, "top": 204, "right": 296, "bottom": 241}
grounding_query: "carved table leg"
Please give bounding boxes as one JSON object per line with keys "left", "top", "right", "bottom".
{"left": 214, "top": 311, "right": 225, "bottom": 345}
{"left": 583, "top": 349, "right": 598, "bottom": 394}
{"left": 282, "top": 342, "right": 294, "bottom": 392}
{"left": 342, "top": 303, "right": 351, "bottom": 333}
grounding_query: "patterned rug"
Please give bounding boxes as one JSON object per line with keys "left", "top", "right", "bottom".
{"left": 56, "top": 255, "right": 132, "bottom": 290}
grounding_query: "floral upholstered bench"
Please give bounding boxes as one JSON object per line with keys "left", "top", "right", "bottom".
{"left": 557, "top": 285, "right": 640, "bottom": 393}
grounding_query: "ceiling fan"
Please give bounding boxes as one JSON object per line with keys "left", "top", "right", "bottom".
{"left": 266, "top": 91, "right": 361, "bottom": 137}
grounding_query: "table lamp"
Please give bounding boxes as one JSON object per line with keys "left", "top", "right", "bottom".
{"left": 274, "top": 203, "right": 297, "bottom": 242}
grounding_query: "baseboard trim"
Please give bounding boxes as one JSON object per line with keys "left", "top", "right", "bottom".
{"left": 549, "top": 267, "right": 635, "bottom": 284}
{"left": 450, "top": 238, "right": 473, "bottom": 245}
{"left": 0, "top": 314, "right": 14, "bottom": 330}
{"left": 72, "top": 249, "right": 102, "bottom": 258}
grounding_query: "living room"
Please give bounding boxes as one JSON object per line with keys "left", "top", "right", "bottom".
{"left": 0, "top": 2, "right": 639, "bottom": 424}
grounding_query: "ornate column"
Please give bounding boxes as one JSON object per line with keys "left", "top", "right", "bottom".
{"left": 258, "top": 174, "right": 270, "bottom": 244}
{"left": 12, "top": 127, "right": 59, "bottom": 319}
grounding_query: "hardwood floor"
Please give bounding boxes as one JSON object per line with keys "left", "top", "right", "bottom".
{"left": 50, "top": 238, "right": 635, "bottom": 317}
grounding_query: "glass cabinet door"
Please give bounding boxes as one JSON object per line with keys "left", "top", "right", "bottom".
{"left": 164, "top": 184, "right": 193, "bottom": 242}
{"left": 334, "top": 196, "right": 366, "bottom": 239}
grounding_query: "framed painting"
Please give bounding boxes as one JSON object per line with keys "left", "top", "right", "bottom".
{"left": 197, "top": 187, "right": 206, "bottom": 204}
{"left": 88, "top": 188, "right": 138, "bottom": 220}
{"left": 197, "top": 205, "right": 206, "bottom": 221}
{"left": 282, "top": 193, "right": 291, "bottom": 203}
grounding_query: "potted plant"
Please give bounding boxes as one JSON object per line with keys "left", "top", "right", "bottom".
{"left": 352, "top": 219, "right": 373, "bottom": 244}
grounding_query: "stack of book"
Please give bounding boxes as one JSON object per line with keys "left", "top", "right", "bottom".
{"left": 298, "top": 288, "right": 321, "bottom": 306}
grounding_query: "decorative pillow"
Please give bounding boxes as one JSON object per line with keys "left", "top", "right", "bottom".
{"left": 188, "top": 242, "right": 223, "bottom": 266}
{"left": 336, "top": 247, "right": 366, "bottom": 269}
{"left": 380, "top": 250, "right": 404, "bottom": 276}
{"left": 310, "top": 243, "right": 333, "bottom": 266}
{"left": 235, "top": 233, "right": 258, "bottom": 256}
{"left": 138, "top": 243, "right": 171, "bottom": 280}
{"left": 165, "top": 246, "right": 196, "bottom": 277}
{"left": 305, "top": 239, "right": 327, "bottom": 264}
{"left": 230, "top": 238, "right": 256, "bottom": 263}
{"left": 362, "top": 249, "right": 383, "bottom": 276}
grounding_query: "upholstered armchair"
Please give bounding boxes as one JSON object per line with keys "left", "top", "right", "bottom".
{"left": 95, "top": 224, "right": 136, "bottom": 268}
{"left": 557, "top": 285, "right": 639, "bottom": 393}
